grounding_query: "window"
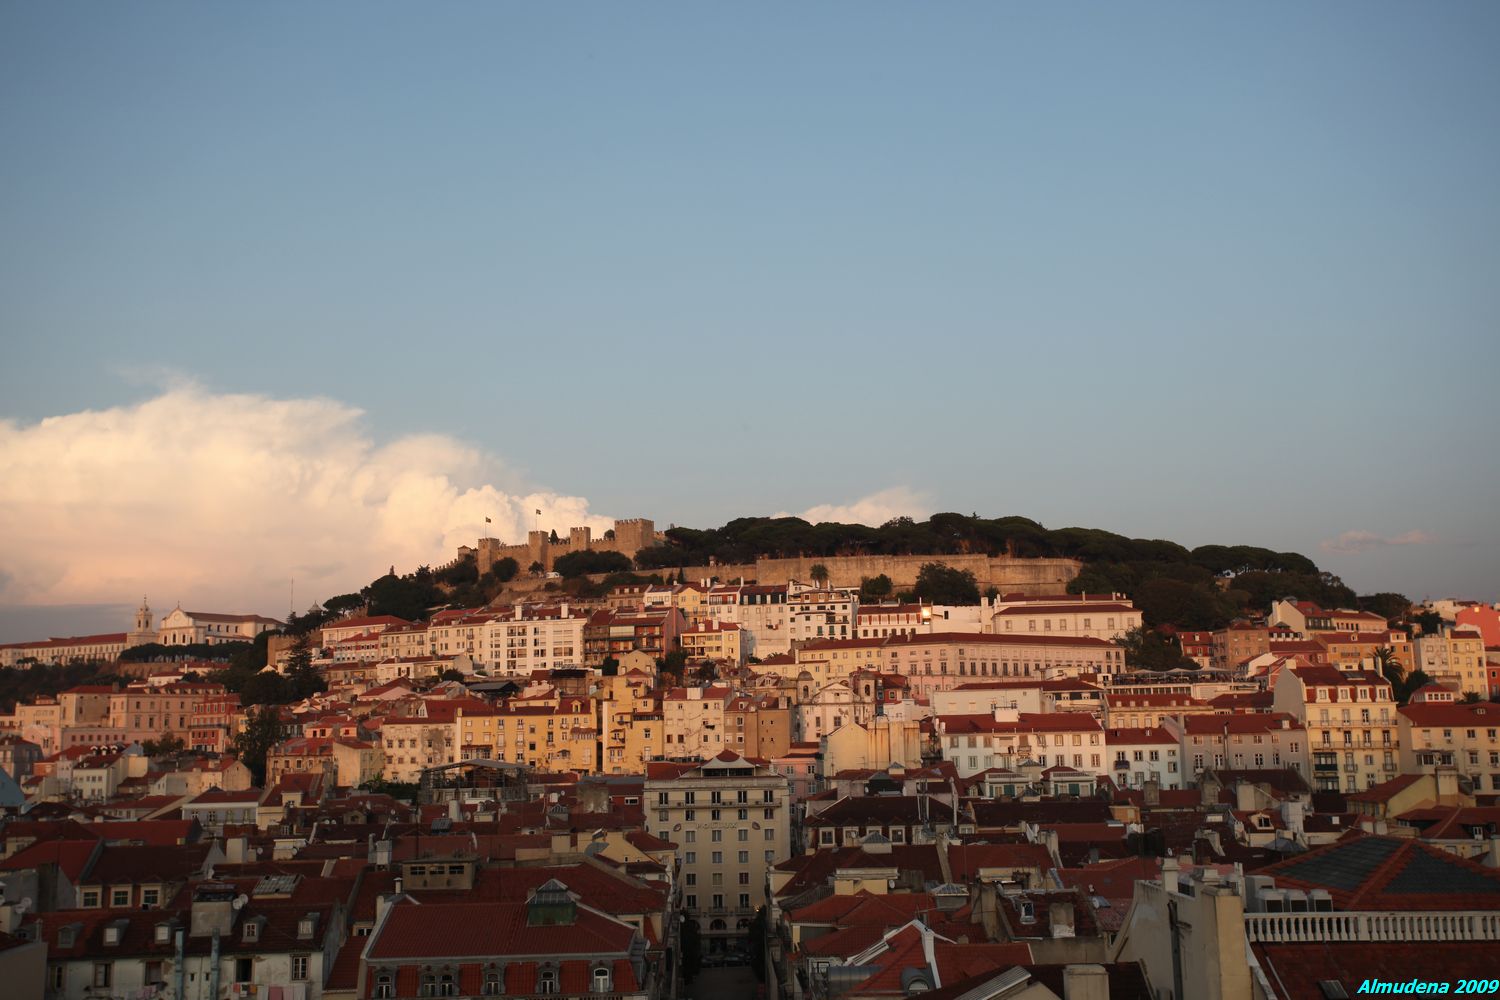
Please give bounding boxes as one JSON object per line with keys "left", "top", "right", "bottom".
{"left": 738, "top": 851, "right": 749, "bottom": 863}
{"left": 142, "top": 888, "right": 160, "bottom": 908}
{"left": 538, "top": 970, "right": 558, "bottom": 995}
{"left": 82, "top": 889, "right": 100, "bottom": 908}
{"left": 765, "top": 828, "right": 775, "bottom": 840}
{"left": 685, "top": 851, "right": 696, "bottom": 864}
{"left": 94, "top": 964, "right": 112, "bottom": 989}
{"left": 292, "top": 955, "right": 309, "bottom": 981}
{"left": 712, "top": 851, "right": 723, "bottom": 864}
{"left": 111, "top": 888, "right": 130, "bottom": 907}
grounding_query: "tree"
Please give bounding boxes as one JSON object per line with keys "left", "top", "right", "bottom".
{"left": 601, "top": 657, "right": 620, "bottom": 676}
{"left": 528, "top": 561, "right": 545, "bottom": 577}
{"left": 1373, "top": 646, "right": 1405, "bottom": 691}
{"left": 1118, "top": 627, "right": 1196, "bottom": 671}
{"left": 912, "top": 563, "right": 980, "bottom": 605}
{"left": 747, "top": 906, "right": 768, "bottom": 981}
{"left": 240, "top": 670, "right": 289, "bottom": 707}
{"left": 234, "top": 706, "right": 284, "bottom": 785}
{"left": 1414, "top": 610, "right": 1443, "bottom": 636}
{"left": 691, "top": 663, "right": 717, "bottom": 683}
{"left": 1398, "top": 669, "right": 1433, "bottom": 705}
{"left": 859, "top": 574, "right": 893, "bottom": 601}
{"left": 554, "top": 550, "right": 633, "bottom": 578}
{"left": 1462, "top": 691, "right": 1484, "bottom": 704}
{"left": 440, "top": 668, "right": 465, "bottom": 682}
{"left": 285, "top": 632, "right": 327, "bottom": 701}
{"left": 142, "top": 733, "right": 186, "bottom": 757}
{"left": 486, "top": 557, "right": 519, "bottom": 583}
{"left": 680, "top": 917, "right": 702, "bottom": 981}
{"left": 1358, "top": 592, "right": 1411, "bottom": 623}
{"left": 810, "top": 563, "right": 830, "bottom": 588}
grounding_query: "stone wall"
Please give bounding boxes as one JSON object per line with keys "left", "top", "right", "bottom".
{"left": 700, "top": 553, "right": 1080, "bottom": 594}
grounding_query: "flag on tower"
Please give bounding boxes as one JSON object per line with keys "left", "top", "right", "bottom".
{"left": 535, "top": 509, "right": 541, "bottom": 515}
{"left": 485, "top": 516, "right": 491, "bottom": 523}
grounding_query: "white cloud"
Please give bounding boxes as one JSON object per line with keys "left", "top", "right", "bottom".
{"left": 0, "top": 385, "right": 611, "bottom": 612}
{"left": 1320, "top": 529, "right": 1437, "bottom": 555}
{"left": 785, "top": 487, "right": 934, "bottom": 526}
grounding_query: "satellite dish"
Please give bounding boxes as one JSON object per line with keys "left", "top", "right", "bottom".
{"left": 232, "top": 895, "right": 249, "bottom": 910}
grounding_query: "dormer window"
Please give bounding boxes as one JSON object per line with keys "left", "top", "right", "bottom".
{"left": 58, "top": 925, "right": 78, "bottom": 949}
{"left": 155, "top": 923, "right": 173, "bottom": 945}
{"left": 298, "top": 914, "right": 318, "bottom": 940}
{"left": 242, "top": 920, "right": 260, "bottom": 943}
{"left": 537, "top": 969, "right": 558, "bottom": 995}
{"left": 375, "top": 971, "right": 396, "bottom": 999}
{"left": 593, "top": 966, "right": 613, "bottom": 992}
{"left": 103, "top": 923, "right": 123, "bottom": 946}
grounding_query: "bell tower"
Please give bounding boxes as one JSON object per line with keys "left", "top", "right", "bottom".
{"left": 126, "top": 597, "right": 156, "bottom": 649}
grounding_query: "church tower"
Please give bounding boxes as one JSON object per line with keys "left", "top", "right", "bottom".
{"left": 126, "top": 598, "right": 156, "bottom": 649}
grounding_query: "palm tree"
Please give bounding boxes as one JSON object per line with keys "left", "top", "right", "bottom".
{"left": 1373, "top": 645, "right": 1404, "bottom": 690}
{"left": 810, "top": 563, "right": 830, "bottom": 589}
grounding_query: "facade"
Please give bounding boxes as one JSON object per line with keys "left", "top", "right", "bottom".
{"left": 156, "top": 607, "right": 282, "bottom": 646}
{"left": 1101, "top": 728, "right": 1182, "bottom": 790}
{"left": 1163, "top": 713, "right": 1309, "bottom": 785}
{"left": 0, "top": 633, "right": 128, "bottom": 667}
{"left": 644, "top": 752, "right": 791, "bottom": 952}
{"left": 453, "top": 697, "right": 599, "bottom": 774}
{"left": 787, "top": 589, "right": 857, "bottom": 644}
{"left": 1413, "top": 628, "right": 1489, "bottom": 695}
{"left": 1271, "top": 666, "right": 1399, "bottom": 792}
{"left": 1398, "top": 698, "right": 1500, "bottom": 795}
{"left": 679, "top": 620, "right": 745, "bottom": 666}
{"left": 986, "top": 594, "right": 1142, "bottom": 641}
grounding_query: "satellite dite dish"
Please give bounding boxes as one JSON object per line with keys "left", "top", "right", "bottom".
{"left": 232, "top": 895, "right": 249, "bottom": 910}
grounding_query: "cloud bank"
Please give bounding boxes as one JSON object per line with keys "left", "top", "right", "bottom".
{"left": 0, "top": 386, "right": 611, "bottom": 611}
{"left": 1320, "top": 529, "right": 1436, "bottom": 555}
{"left": 785, "top": 487, "right": 934, "bottom": 526}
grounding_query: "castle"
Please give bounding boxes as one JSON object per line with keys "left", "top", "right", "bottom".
{"left": 469, "top": 518, "right": 663, "bottom": 574}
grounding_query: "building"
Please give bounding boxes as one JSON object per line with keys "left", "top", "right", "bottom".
{"left": 1271, "top": 666, "right": 1399, "bottom": 792}
{"left": 986, "top": 592, "right": 1143, "bottom": 640}
{"left": 357, "top": 886, "right": 655, "bottom": 1000}
{"left": 1398, "top": 697, "right": 1500, "bottom": 795}
{"left": 644, "top": 751, "right": 790, "bottom": 954}
{"left": 155, "top": 606, "right": 282, "bottom": 646}
{"left": 1163, "top": 713, "right": 1308, "bottom": 785}
{"left": 679, "top": 620, "right": 746, "bottom": 666}
{"left": 787, "top": 589, "right": 857, "bottom": 644}
{"left": 1101, "top": 728, "right": 1182, "bottom": 790}
{"left": 1413, "top": 628, "right": 1490, "bottom": 695}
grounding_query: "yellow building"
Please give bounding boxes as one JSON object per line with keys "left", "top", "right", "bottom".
{"left": 454, "top": 697, "right": 599, "bottom": 774}
{"left": 680, "top": 621, "right": 745, "bottom": 666}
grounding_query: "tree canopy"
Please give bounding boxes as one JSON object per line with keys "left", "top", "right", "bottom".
{"left": 912, "top": 563, "right": 981, "bottom": 605}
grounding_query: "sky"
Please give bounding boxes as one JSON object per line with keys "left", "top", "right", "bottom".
{"left": 2, "top": 3, "right": 1497, "bottom": 640}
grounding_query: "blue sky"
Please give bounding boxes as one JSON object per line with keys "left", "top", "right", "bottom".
{"left": 1, "top": 3, "right": 1497, "bottom": 636}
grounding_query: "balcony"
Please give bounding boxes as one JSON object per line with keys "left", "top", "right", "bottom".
{"left": 1313, "top": 761, "right": 1339, "bottom": 773}
{"left": 1246, "top": 911, "right": 1500, "bottom": 944}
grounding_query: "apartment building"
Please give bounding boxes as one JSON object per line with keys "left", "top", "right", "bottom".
{"left": 454, "top": 697, "right": 599, "bottom": 774}
{"left": 1102, "top": 728, "right": 1183, "bottom": 790}
{"left": 936, "top": 712, "right": 1105, "bottom": 779}
{"left": 706, "top": 583, "right": 793, "bottom": 657}
{"left": 1102, "top": 691, "right": 1215, "bottom": 729}
{"left": 644, "top": 752, "right": 791, "bottom": 953}
{"left": 1163, "top": 713, "right": 1308, "bottom": 784}
{"left": 1399, "top": 694, "right": 1500, "bottom": 794}
{"left": 986, "top": 592, "right": 1143, "bottom": 640}
{"left": 661, "top": 686, "right": 732, "bottom": 759}
{"left": 787, "top": 589, "right": 857, "bottom": 644}
{"left": 1271, "top": 666, "right": 1398, "bottom": 793}
{"left": 1413, "top": 628, "right": 1489, "bottom": 696}
{"left": 679, "top": 621, "right": 745, "bottom": 666}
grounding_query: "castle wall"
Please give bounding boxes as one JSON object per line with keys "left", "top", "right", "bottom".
{"left": 711, "top": 554, "right": 1080, "bottom": 595}
{"left": 470, "top": 521, "right": 1079, "bottom": 595}
{"left": 474, "top": 519, "right": 661, "bottom": 573}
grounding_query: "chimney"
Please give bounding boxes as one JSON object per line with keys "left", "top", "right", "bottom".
{"left": 1049, "top": 901, "right": 1076, "bottom": 939}
{"left": 1063, "top": 964, "right": 1109, "bottom": 1000}
{"left": 1143, "top": 778, "right": 1160, "bottom": 807}
{"left": 1161, "top": 857, "right": 1180, "bottom": 895}
{"left": 560, "top": 602, "right": 569, "bottom": 617}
